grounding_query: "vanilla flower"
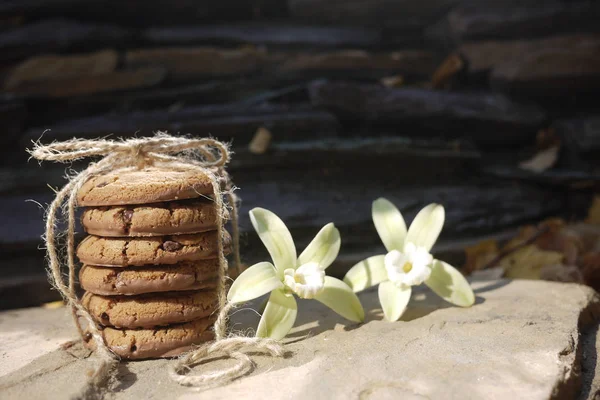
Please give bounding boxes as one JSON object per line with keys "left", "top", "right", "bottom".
{"left": 343, "top": 198, "right": 475, "bottom": 321}
{"left": 228, "top": 208, "right": 364, "bottom": 340}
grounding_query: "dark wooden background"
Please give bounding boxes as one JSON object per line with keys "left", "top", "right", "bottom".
{"left": 1, "top": 0, "right": 599, "bottom": 309}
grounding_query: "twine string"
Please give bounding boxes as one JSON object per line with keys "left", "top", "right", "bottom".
{"left": 30, "top": 133, "right": 282, "bottom": 392}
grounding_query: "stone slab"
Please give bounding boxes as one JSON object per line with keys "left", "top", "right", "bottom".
{"left": 0, "top": 279, "right": 599, "bottom": 399}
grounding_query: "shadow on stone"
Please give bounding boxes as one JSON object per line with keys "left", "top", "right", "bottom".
{"left": 114, "top": 363, "right": 137, "bottom": 392}
{"left": 473, "top": 278, "right": 512, "bottom": 294}
{"left": 577, "top": 324, "right": 599, "bottom": 399}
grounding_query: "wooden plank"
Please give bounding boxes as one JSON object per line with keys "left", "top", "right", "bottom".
{"left": 6, "top": 67, "right": 166, "bottom": 98}
{"left": 22, "top": 103, "right": 340, "bottom": 147}
{"left": 142, "top": 23, "right": 382, "bottom": 48}
{"left": 0, "top": 0, "right": 264, "bottom": 24}
{"left": 289, "top": 0, "right": 551, "bottom": 30}
{"left": 125, "top": 47, "right": 267, "bottom": 82}
{"left": 0, "top": 19, "right": 131, "bottom": 61}
{"left": 275, "top": 49, "right": 437, "bottom": 78}
{"left": 428, "top": 2, "right": 600, "bottom": 47}
{"left": 4, "top": 49, "right": 118, "bottom": 89}
{"left": 308, "top": 81, "right": 547, "bottom": 147}
{"left": 460, "top": 34, "right": 600, "bottom": 75}
{"left": 490, "top": 49, "right": 600, "bottom": 96}
{"left": 0, "top": 102, "right": 26, "bottom": 147}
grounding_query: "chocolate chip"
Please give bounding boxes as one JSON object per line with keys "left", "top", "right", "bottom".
{"left": 162, "top": 240, "right": 182, "bottom": 252}
{"left": 100, "top": 312, "right": 109, "bottom": 321}
{"left": 122, "top": 209, "right": 133, "bottom": 224}
{"left": 130, "top": 344, "right": 137, "bottom": 352}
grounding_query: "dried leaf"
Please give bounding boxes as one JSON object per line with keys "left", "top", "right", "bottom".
{"left": 532, "top": 219, "right": 581, "bottom": 265}
{"left": 380, "top": 75, "right": 404, "bottom": 88}
{"left": 430, "top": 53, "right": 464, "bottom": 89}
{"left": 568, "top": 223, "right": 600, "bottom": 252}
{"left": 500, "top": 245, "right": 564, "bottom": 280}
{"left": 519, "top": 145, "right": 560, "bottom": 173}
{"left": 464, "top": 239, "right": 499, "bottom": 274}
{"left": 586, "top": 196, "right": 600, "bottom": 225}
{"left": 249, "top": 127, "right": 272, "bottom": 155}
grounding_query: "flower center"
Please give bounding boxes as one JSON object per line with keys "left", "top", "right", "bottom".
{"left": 384, "top": 243, "right": 434, "bottom": 288}
{"left": 283, "top": 262, "right": 325, "bottom": 299}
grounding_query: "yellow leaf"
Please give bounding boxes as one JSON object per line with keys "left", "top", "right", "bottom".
{"left": 43, "top": 300, "right": 65, "bottom": 309}
{"left": 500, "top": 245, "right": 564, "bottom": 280}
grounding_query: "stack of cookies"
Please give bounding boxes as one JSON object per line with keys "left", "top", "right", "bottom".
{"left": 76, "top": 167, "right": 231, "bottom": 359}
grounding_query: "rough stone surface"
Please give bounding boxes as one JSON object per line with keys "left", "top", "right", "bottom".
{"left": 1, "top": 279, "right": 599, "bottom": 399}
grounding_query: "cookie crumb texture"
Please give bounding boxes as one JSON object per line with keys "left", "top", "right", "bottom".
{"left": 87, "top": 317, "right": 216, "bottom": 359}
{"left": 76, "top": 167, "right": 213, "bottom": 206}
{"left": 82, "top": 290, "right": 218, "bottom": 328}
{"left": 79, "top": 261, "right": 219, "bottom": 295}
{"left": 82, "top": 201, "right": 224, "bottom": 237}
{"left": 76, "top": 231, "right": 231, "bottom": 266}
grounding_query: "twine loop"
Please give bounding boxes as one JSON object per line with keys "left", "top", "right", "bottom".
{"left": 30, "top": 135, "right": 230, "bottom": 169}
{"left": 169, "top": 337, "right": 285, "bottom": 388}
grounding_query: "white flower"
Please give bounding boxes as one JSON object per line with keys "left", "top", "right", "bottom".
{"left": 283, "top": 263, "right": 326, "bottom": 299}
{"left": 343, "top": 199, "right": 475, "bottom": 322}
{"left": 227, "top": 208, "right": 364, "bottom": 340}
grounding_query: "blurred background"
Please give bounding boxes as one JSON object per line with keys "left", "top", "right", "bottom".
{"left": 1, "top": 0, "right": 599, "bottom": 309}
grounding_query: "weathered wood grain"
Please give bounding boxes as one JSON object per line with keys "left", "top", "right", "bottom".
{"left": 142, "top": 23, "right": 382, "bottom": 48}
{"left": 0, "top": 19, "right": 131, "bottom": 61}
{"left": 125, "top": 47, "right": 267, "bottom": 82}
{"left": 460, "top": 34, "right": 600, "bottom": 75}
{"left": 22, "top": 103, "right": 340, "bottom": 146}
{"left": 428, "top": 2, "right": 600, "bottom": 47}
{"left": 6, "top": 67, "right": 166, "bottom": 97}
{"left": 308, "top": 81, "right": 547, "bottom": 147}
{"left": 4, "top": 49, "right": 118, "bottom": 89}
{"left": 275, "top": 49, "right": 438, "bottom": 78}
{"left": 490, "top": 49, "right": 600, "bottom": 95}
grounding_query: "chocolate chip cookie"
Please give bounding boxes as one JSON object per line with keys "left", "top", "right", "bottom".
{"left": 77, "top": 231, "right": 231, "bottom": 267}
{"left": 79, "top": 260, "right": 219, "bottom": 296}
{"left": 82, "top": 290, "right": 218, "bottom": 328}
{"left": 77, "top": 167, "right": 214, "bottom": 206}
{"left": 86, "top": 317, "right": 215, "bottom": 359}
{"left": 81, "top": 200, "right": 224, "bottom": 237}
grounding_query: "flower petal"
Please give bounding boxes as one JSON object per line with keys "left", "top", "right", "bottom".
{"left": 314, "top": 277, "right": 364, "bottom": 322}
{"left": 227, "top": 262, "right": 283, "bottom": 304}
{"left": 425, "top": 260, "right": 475, "bottom": 307}
{"left": 378, "top": 281, "right": 411, "bottom": 322}
{"left": 297, "top": 223, "right": 341, "bottom": 270}
{"left": 372, "top": 198, "right": 407, "bottom": 252}
{"left": 405, "top": 203, "right": 445, "bottom": 251}
{"left": 256, "top": 288, "right": 298, "bottom": 340}
{"left": 343, "top": 255, "right": 388, "bottom": 292}
{"left": 250, "top": 207, "right": 297, "bottom": 278}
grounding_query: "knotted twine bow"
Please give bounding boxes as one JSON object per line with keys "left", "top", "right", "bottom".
{"left": 29, "top": 133, "right": 284, "bottom": 395}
